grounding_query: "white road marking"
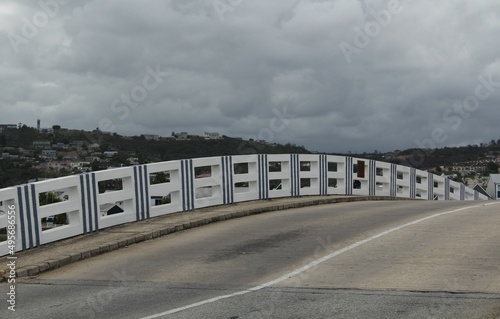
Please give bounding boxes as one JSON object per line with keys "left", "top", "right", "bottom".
{"left": 139, "top": 202, "right": 500, "bottom": 318}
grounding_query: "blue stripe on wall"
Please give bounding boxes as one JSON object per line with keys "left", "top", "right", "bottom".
{"left": 92, "top": 173, "right": 99, "bottom": 232}
{"left": 30, "top": 184, "right": 40, "bottom": 248}
{"left": 221, "top": 156, "right": 234, "bottom": 205}
{"left": 80, "top": 175, "right": 88, "bottom": 234}
{"left": 410, "top": 168, "right": 416, "bottom": 198}
{"left": 369, "top": 160, "right": 376, "bottom": 196}
{"left": 390, "top": 164, "right": 397, "bottom": 197}
{"left": 258, "top": 154, "right": 269, "bottom": 199}
{"left": 345, "top": 157, "right": 353, "bottom": 195}
{"left": 139, "top": 165, "right": 145, "bottom": 220}
{"left": 143, "top": 165, "right": 150, "bottom": 219}
{"left": 445, "top": 178, "right": 450, "bottom": 200}
{"left": 290, "top": 154, "right": 299, "bottom": 197}
{"left": 319, "top": 155, "right": 327, "bottom": 195}
{"left": 134, "top": 167, "right": 141, "bottom": 221}
{"left": 17, "top": 186, "right": 26, "bottom": 251}
{"left": 86, "top": 174, "right": 93, "bottom": 232}
{"left": 24, "top": 185, "right": 33, "bottom": 249}
{"left": 428, "top": 173, "right": 434, "bottom": 200}
{"left": 181, "top": 160, "right": 195, "bottom": 211}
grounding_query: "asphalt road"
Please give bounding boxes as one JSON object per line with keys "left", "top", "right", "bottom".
{"left": 2, "top": 200, "right": 500, "bottom": 319}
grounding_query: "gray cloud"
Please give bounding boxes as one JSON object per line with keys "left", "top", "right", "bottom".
{"left": 1, "top": 0, "right": 499, "bottom": 153}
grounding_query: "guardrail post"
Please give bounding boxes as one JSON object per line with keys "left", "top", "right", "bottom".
{"left": 258, "top": 154, "right": 269, "bottom": 199}
{"left": 390, "top": 164, "right": 397, "bottom": 197}
{"left": 16, "top": 184, "right": 40, "bottom": 250}
{"left": 428, "top": 172, "right": 434, "bottom": 200}
{"left": 368, "top": 160, "right": 376, "bottom": 196}
{"left": 80, "top": 173, "right": 99, "bottom": 234}
{"left": 181, "top": 159, "right": 195, "bottom": 211}
{"left": 221, "top": 156, "right": 234, "bottom": 205}
{"left": 290, "top": 154, "right": 300, "bottom": 197}
{"left": 345, "top": 157, "right": 353, "bottom": 196}
{"left": 410, "top": 168, "right": 417, "bottom": 199}
{"left": 319, "top": 154, "right": 328, "bottom": 196}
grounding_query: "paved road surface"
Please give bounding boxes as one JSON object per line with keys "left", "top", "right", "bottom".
{"left": 2, "top": 200, "right": 500, "bottom": 318}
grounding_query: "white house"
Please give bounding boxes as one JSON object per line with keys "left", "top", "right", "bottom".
{"left": 486, "top": 174, "right": 500, "bottom": 200}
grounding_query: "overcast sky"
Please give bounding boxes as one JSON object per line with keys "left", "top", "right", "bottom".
{"left": 1, "top": 0, "right": 499, "bottom": 153}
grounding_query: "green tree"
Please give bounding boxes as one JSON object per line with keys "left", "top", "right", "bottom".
{"left": 39, "top": 191, "right": 62, "bottom": 206}
{"left": 487, "top": 162, "right": 499, "bottom": 174}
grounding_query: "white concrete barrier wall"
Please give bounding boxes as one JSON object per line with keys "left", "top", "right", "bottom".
{"left": 0, "top": 154, "right": 489, "bottom": 256}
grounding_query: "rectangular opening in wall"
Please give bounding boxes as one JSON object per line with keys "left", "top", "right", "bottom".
{"left": 376, "top": 182, "right": 384, "bottom": 190}
{"left": 434, "top": 181, "right": 439, "bottom": 188}
{"left": 39, "top": 190, "right": 67, "bottom": 206}
{"left": 328, "top": 178, "right": 338, "bottom": 188}
{"left": 98, "top": 179, "right": 123, "bottom": 194}
{"left": 269, "top": 179, "right": 282, "bottom": 190}
{"left": 0, "top": 227, "right": 6, "bottom": 242}
{"left": 195, "top": 166, "right": 212, "bottom": 179}
{"left": 300, "top": 178, "right": 311, "bottom": 188}
{"left": 41, "top": 213, "right": 69, "bottom": 230}
{"left": 196, "top": 186, "right": 213, "bottom": 199}
{"left": 300, "top": 161, "right": 311, "bottom": 172}
{"left": 376, "top": 168, "right": 384, "bottom": 176}
{"left": 152, "top": 193, "right": 171, "bottom": 206}
{"left": 416, "top": 176, "right": 422, "bottom": 184}
{"left": 353, "top": 180, "right": 361, "bottom": 189}
{"left": 416, "top": 191, "right": 422, "bottom": 198}
{"left": 357, "top": 161, "right": 365, "bottom": 178}
{"left": 234, "top": 163, "right": 249, "bottom": 175}
{"left": 328, "top": 162, "right": 338, "bottom": 172}
{"left": 150, "top": 171, "right": 170, "bottom": 185}
{"left": 353, "top": 164, "right": 358, "bottom": 174}
{"left": 99, "top": 203, "right": 124, "bottom": 217}
{"left": 397, "top": 171, "right": 403, "bottom": 180}
{"left": 397, "top": 185, "right": 404, "bottom": 194}
{"left": 234, "top": 182, "right": 250, "bottom": 193}
{"left": 450, "top": 187, "right": 454, "bottom": 194}
{"left": 269, "top": 162, "right": 281, "bottom": 172}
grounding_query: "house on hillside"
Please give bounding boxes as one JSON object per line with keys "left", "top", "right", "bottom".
{"left": 486, "top": 174, "right": 500, "bottom": 200}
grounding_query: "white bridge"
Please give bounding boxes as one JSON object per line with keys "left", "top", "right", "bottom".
{"left": 0, "top": 154, "right": 489, "bottom": 257}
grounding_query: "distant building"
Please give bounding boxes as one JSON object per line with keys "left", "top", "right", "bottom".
{"left": 172, "top": 132, "right": 188, "bottom": 140}
{"left": 0, "top": 124, "right": 18, "bottom": 130}
{"left": 202, "top": 132, "right": 221, "bottom": 140}
{"left": 486, "top": 174, "right": 500, "bottom": 200}
{"left": 40, "top": 127, "right": 54, "bottom": 134}
{"left": 33, "top": 140, "right": 51, "bottom": 149}
{"left": 69, "top": 141, "right": 85, "bottom": 148}
{"left": 143, "top": 134, "right": 160, "bottom": 141}
{"left": 104, "top": 151, "right": 118, "bottom": 158}
{"left": 41, "top": 150, "right": 57, "bottom": 159}
{"left": 88, "top": 143, "right": 100, "bottom": 151}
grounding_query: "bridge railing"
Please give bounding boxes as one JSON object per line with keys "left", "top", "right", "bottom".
{"left": 0, "top": 154, "right": 488, "bottom": 256}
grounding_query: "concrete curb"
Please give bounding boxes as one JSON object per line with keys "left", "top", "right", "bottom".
{"left": 1, "top": 196, "right": 412, "bottom": 282}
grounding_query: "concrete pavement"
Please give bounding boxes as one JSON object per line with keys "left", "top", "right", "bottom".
{"left": 0, "top": 195, "right": 409, "bottom": 282}
{"left": 5, "top": 200, "right": 500, "bottom": 319}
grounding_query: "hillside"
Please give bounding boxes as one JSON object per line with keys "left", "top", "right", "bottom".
{"left": 0, "top": 126, "right": 309, "bottom": 188}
